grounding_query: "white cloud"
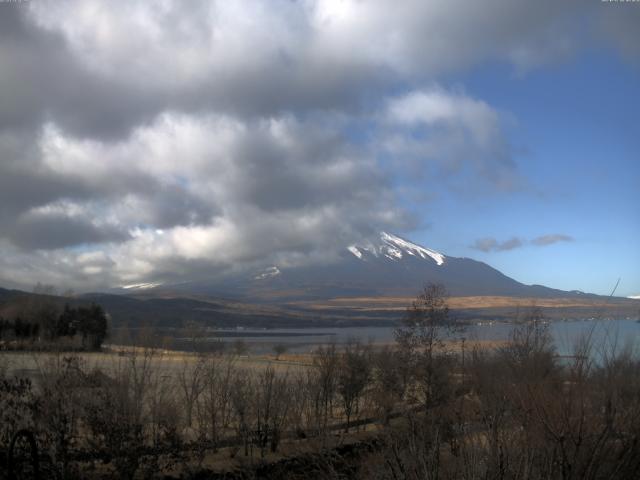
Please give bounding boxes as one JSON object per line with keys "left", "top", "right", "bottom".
{"left": 0, "top": 80, "right": 528, "bottom": 288}
{"left": 387, "top": 88, "right": 501, "bottom": 142}
{"left": 383, "top": 88, "right": 520, "bottom": 190}
{"left": 0, "top": 0, "right": 634, "bottom": 289}
{"left": 0, "top": 109, "right": 411, "bottom": 288}
{"left": 22, "top": 0, "right": 588, "bottom": 122}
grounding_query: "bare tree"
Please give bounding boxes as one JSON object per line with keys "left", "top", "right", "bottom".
{"left": 83, "top": 362, "right": 146, "bottom": 479}
{"left": 288, "top": 370, "right": 313, "bottom": 437}
{"left": 500, "top": 305, "right": 557, "bottom": 382}
{"left": 312, "top": 344, "right": 339, "bottom": 438}
{"left": 230, "top": 370, "right": 255, "bottom": 457}
{"left": 273, "top": 343, "right": 288, "bottom": 360}
{"left": 36, "top": 355, "right": 85, "bottom": 478}
{"left": 197, "top": 355, "right": 236, "bottom": 452}
{"left": 177, "top": 353, "right": 206, "bottom": 429}
{"left": 338, "top": 340, "right": 371, "bottom": 432}
{"left": 232, "top": 338, "right": 249, "bottom": 357}
{"left": 395, "top": 283, "right": 453, "bottom": 358}
{"left": 181, "top": 320, "right": 206, "bottom": 353}
{"left": 395, "top": 283, "right": 459, "bottom": 410}
{"left": 253, "top": 366, "right": 292, "bottom": 456}
{"left": 372, "top": 346, "right": 410, "bottom": 425}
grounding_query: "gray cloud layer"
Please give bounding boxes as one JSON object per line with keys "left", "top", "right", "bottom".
{"left": 471, "top": 237, "right": 524, "bottom": 253}
{"left": 0, "top": 1, "right": 635, "bottom": 289}
{"left": 472, "top": 234, "right": 574, "bottom": 252}
{"left": 532, "top": 234, "right": 575, "bottom": 246}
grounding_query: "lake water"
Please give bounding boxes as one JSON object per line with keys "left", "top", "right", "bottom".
{"left": 203, "top": 319, "right": 640, "bottom": 355}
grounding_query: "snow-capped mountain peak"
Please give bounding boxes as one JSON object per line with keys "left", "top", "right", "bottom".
{"left": 348, "top": 232, "right": 445, "bottom": 265}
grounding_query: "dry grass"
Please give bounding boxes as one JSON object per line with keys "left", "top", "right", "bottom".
{"left": 288, "top": 295, "right": 637, "bottom": 312}
{"left": 0, "top": 347, "right": 316, "bottom": 381}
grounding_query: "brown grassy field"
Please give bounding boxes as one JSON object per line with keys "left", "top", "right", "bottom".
{"left": 288, "top": 295, "right": 639, "bottom": 311}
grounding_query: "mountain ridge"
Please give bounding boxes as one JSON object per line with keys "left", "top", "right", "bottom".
{"left": 136, "top": 231, "right": 603, "bottom": 302}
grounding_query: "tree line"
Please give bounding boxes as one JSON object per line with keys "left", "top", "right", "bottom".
{"left": 0, "top": 304, "right": 108, "bottom": 350}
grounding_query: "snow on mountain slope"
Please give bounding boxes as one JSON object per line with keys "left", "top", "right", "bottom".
{"left": 121, "top": 282, "right": 162, "bottom": 290}
{"left": 348, "top": 232, "right": 445, "bottom": 265}
{"left": 255, "top": 266, "right": 281, "bottom": 280}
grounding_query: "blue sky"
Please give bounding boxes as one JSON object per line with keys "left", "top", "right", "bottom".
{"left": 0, "top": 1, "right": 638, "bottom": 295}
{"left": 410, "top": 51, "right": 640, "bottom": 296}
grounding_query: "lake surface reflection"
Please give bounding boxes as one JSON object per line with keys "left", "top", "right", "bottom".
{"left": 204, "top": 319, "right": 640, "bottom": 355}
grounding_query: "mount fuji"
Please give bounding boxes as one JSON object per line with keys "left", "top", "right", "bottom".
{"left": 158, "top": 232, "right": 593, "bottom": 301}
{"left": 86, "top": 231, "right": 640, "bottom": 327}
